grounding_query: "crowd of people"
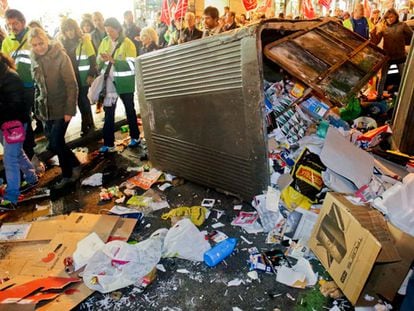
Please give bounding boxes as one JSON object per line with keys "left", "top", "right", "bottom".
{"left": 0, "top": 4, "right": 412, "bottom": 209}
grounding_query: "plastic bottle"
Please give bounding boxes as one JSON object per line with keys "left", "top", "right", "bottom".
{"left": 204, "top": 238, "right": 237, "bottom": 267}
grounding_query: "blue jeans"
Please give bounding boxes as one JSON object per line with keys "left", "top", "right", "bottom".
{"left": 103, "top": 93, "right": 140, "bottom": 147}
{"left": 44, "top": 119, "right": 80, "bottom": 178}
{"left": 401, "top": 270, "right": 414, "bottom": 311}
{"left": 0, "top": 124, "right": 37, "bottom": 203}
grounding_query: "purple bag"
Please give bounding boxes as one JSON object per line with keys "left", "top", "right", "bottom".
{"left": 1, "top": 120, "right": 25, "bottom": 144}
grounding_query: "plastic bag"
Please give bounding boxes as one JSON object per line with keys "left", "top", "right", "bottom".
{"left": 282, "top": 148, "right": 326, "bottom": 209}
{"left": 87, "top": 74, "right": 105, "bottom": 103}
{"left": 163, "top": 218, "right": 211, "bottom": 261}
{"left": 373, "top": 173, "right": 414, "bottom": 236}
{"left": 161, "top": 206, "right": 207, "bottom": 226}
{"left": 83, "top": 229, "right": 167, "bottom": 293}
{"left": 339, "top": 96, "right": 361, "bottom": 121}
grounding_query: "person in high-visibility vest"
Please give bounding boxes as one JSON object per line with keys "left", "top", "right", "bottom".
{"left": 60, "top": 18, "right": 97, "bottom": 136}
{"left": 97, "top": 17, "right": 141, "bottom": 153}
{"left": 2, "top": 9, "right": 37, "bottom": 159}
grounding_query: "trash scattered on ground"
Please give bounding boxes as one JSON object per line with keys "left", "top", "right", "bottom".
{"left": 276, "top": 258, "right": 317, "bottom": 288}
{"left": 247, "top": 270, "right": 259, "bottom": 281}
{"left": 128, "top": 168, "right": 163, "bottom": 190}
{"left": 163, "top": 219, "right": 210, "bottom": 261}
{"left": 211, "top": 222, "right": 225, "bottom": 229}
{"left": 319, "top": 280, "right": 344, "bottom": 299}
{"left": 162, "top": 206, "right": 207, "bottom": 226}
{"left": 81, "top": 173, "right": 103, "bottom": 186}
{"left": 233, "top": 204, "right": 242, "bottom": 210}
{"left": 204, "top": 238, "right": 237, "bottom": 267}
{"left": 206, "top": 230, "right": 228, "bottom": 243}
{"left": 227, "top": 278, "right": 244, "bottom": 287}
{"left": 201, "top": 198, "right": 215, "bottom": 208}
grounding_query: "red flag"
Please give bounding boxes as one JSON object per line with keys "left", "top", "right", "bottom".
{"left": 256, "top": 0, "right": 272, "bottom": 13}
{"left": 318, "top": 0, "right": 332, "bottom": 9}
{"left": 302, "top": 0, "right": 316, "bottom": 19}
{"left": 363, "top": 0, "right": 371, "bottom": 19}
{"left": 242, "top": 0, "right": 258, "bottom": 11}
{"left": 174, "top": 0, "right": 188, "bottom": 21}
{"left": 161, "top": 0, "right": 171, "bottom": 26}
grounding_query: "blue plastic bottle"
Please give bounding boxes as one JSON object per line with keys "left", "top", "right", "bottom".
{"left": 204, "top": 238, "right": 237, "bottom": 267}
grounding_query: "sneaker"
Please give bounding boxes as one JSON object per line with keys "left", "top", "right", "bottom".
{"left": 128, "top": 138, "right": 141, "bottom": 148}
{"left": 0, "top": 200, "right": 17, "bottom": 211}
{"left": 20, "top": 180, "right": 39, "bottom": 193}
{"left": 99, "top": 146, "right": 116, "bottom": 153}
{"left": 54, "top": 178, "right": 73, "bottom": 190}
{"left": 71, "top": 166, "right": 82, "bottom": 181}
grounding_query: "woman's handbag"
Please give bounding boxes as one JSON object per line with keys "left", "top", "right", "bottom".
{"left": 1, "top": 120, "right": 26, "bottom": 144}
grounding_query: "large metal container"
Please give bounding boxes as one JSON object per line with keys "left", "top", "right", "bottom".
{"left": 136, "top": 19, "right": 386, "bottom": 200}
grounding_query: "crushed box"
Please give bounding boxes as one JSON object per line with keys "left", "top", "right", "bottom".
{"left": 309, "top": 192, "right": 414, "bottom": 305}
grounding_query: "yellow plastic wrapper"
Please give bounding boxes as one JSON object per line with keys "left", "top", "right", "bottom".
{"left": 162, "top": 206, "right": 207, "bottom": 226}
{"left": 280, "top": 186, "right": 313, "bottom": 210}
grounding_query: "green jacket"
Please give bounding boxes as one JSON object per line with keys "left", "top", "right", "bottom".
{"left": 1, "top": 28, "right": 33, "bottom": 87}
{"left": 97, "top": 36, "right": 136, "bottom": 94}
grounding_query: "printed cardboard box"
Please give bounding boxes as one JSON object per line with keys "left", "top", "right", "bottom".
{"left": 309, "top": 192, "right": 414, "bottom": 305}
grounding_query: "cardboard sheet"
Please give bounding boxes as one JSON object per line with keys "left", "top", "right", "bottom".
{"left": 19, "top": 232, "right": 89, "bottom": 277}
{"left": 320, "top": 127, "right": 374, "bottom": 188}
{"left": 0, "top": 213, "right": 136, "bottom": 310}
{"left": 0, "top": 213, "right": 120, "bottom": 243}
{"left": 0, "top": 276, "right": 80, "bottom": 302}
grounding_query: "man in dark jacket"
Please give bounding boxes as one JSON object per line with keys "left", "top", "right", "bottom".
{"left": 223, "top": 11, "right": 239, "bottom": 31}
{"left": 123, "top": 10, "right": 141, "bottom": 55}
{"left": 182, "top": 12, "right": 202, "bottom": 43}
{"left": 91, "top": 11, "right": 106, "bottom": 52}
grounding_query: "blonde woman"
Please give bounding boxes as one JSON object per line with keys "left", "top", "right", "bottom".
{"left": 139, "top": 27, "right": 159, "bottom": 54}
{"left": 29, "top": 27, "right": 81, "bottom": 188}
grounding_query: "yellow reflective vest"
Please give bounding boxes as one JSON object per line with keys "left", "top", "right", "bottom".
{"left": 1, "top": 28, "right": 33, "bottom": 87}
{"left": 97, "top": 36, "right": 136, "bottom": 94}
{"left": 75, "top": 36, "right": 96, "bottom": 87}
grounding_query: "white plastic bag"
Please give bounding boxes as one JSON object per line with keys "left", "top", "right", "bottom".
{"left": 163, "top": 218, "right": 210, "bottom": 261}
{"left": 87, "top": 74, "right": 105, "bottom": 103}
{"left": 373, "top": 173, "right": 414, "bottom": 236}
{"left": 88, "top": 74, "right": 118, "bottom": 107}
{"left": 83, "top": 228, "right": 167, "bottom": 293}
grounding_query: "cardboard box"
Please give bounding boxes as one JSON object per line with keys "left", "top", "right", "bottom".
{"left": 309, "top": 192, "right": 414, "bottom": 305}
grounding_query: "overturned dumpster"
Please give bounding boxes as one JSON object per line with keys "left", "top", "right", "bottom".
{"left": 136, "top": 19, "right": 387, "bottom": 200}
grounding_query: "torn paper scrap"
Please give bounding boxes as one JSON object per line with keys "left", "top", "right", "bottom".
{"left": 81, "top": 173, "right": 103, "bottom": 186}
{"left": 276, "top": 258, "right": 317, "bottom": 288}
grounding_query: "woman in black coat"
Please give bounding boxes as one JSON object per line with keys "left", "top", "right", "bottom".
{"left": 0, "top": 52, "right": 38, "bottom": 209}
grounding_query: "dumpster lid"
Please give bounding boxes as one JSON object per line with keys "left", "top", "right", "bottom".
{"left": 264, "top": 20, "right": 388, "bottom": 106}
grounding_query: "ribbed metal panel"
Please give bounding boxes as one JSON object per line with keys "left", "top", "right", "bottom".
{"left": 139, "top": 40, "right": 242, "bottom": 99}
{"left": 136, "top": 27, "right": 269, "bottom": 200}
{"left": 152, "top": 134, "right": 255, "bottom": 197}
